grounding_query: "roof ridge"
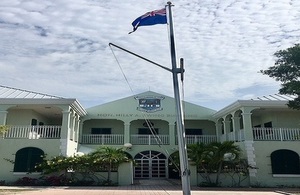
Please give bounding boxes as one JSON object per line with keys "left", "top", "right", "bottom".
{"left": 0, "top": 85, "right": 64, "bottom": 99}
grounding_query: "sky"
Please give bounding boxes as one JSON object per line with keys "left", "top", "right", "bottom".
{"left": 0, "top": 0, "right": 299, "bottom": 111}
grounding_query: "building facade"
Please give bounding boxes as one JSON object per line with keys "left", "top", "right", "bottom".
{"left": 0, "top": 85, "right": 299, "bottom": 187}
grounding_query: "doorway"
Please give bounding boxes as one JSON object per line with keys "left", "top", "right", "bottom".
{"left": 134, "top": 150, "right": 167, "bottom": 178}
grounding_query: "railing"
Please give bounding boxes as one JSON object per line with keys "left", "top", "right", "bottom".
{"left": 253, "top": 127, "right": 300, "bottom": 141}
{"left": 182, "top": 135, "right": 217, "bottom": 145}
{"left": 3, "top": 125, "right": 61, "bottom": 139}
{"left": 221, "top": 130, "right": 245, "bottom": 142}
{"left": 131, "top": 135, "right": 169, "bottom": 145}
{"left": 81, "top": 134, "right": 124, "bottom": 145}
{"left": 186, "top": 135, "right": 217, "bottom": 144}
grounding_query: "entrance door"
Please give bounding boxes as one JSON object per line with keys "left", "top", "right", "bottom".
{"left": 134, "top": 150, "right": 167, "bottom": 178}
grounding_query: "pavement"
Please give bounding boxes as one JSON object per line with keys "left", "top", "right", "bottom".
{"left": 0, "top": 179, "right": 299, "bottom": 195}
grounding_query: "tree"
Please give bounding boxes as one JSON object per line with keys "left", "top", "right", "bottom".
{"left": 208, "top": 141, "right": 241, "bottom": 185}
{"left": 90, "top": 147, "right": 129, "bottom": 184}
{"left": 188, "top": 142, "right": 212, "bottom": 184}
{"left": 261, "top": 43, "right": 300, "bottom": 109}
{"left": 36, "top": 146, "right": 130, "bottom": 185}
{"left": 188, "top": 141, "right": 242, "bottom": 186}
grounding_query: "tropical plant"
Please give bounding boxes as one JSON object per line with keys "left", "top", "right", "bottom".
{"left": 90, "top": 147, "right": 129, "bottom": 184}
{"left": 261, "top": 43, "right": 300, "bottom": 109}
{"left": 188, "top": 142, "right": 212, "bottom": 184}
{"left": 0, "top": 125, "right": 9, "bottom": 135}
{"left": 208, "top": 141, "right": 241, "bottom": 185}
{"left": 36, "top": 146, "right": 129, "bottom": 186}
{"left": 188, "top": 141, "right": 242, "bottom": 186}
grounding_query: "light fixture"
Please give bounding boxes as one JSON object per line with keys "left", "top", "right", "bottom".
{"left": 124, "top": 143, "right": 133, "bottom": 150}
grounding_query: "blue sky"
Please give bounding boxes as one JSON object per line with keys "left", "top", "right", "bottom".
{"left": 0, "top": 0, "right": 299, "bottom": 110}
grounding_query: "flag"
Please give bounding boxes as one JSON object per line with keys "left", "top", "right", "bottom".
{"left": 129, "top": 8, "right": 167, "bottom": 34}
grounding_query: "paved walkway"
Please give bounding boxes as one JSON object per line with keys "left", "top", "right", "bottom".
{"left": 0, "top": 180, "right": 298, "bottom": 195}
{"left": 1, "top": 186, "right": 297, "bottom": 195}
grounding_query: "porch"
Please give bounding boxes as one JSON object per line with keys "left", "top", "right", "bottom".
{"left": 2, "top": 125, "right": 61, "bottom": 139}
{"left": 80, "top": 134, "right": 217, "bottom": 145}
{"left": 252, "top": 127, "right": 300, "bottom": 141}
{"left": 221, "top": 128, "right": 300, "bottom": 142}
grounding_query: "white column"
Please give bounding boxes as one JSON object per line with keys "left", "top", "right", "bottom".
{"left": 124, "top": 122, "right": 130, "bottom": 144}
{"left": 215, "top": 122, "right": 222, "bottom": 142}
{"left": 241, "top": 112, "right": 254, "bottom": 141}
{"left": 74, "top": 115, "right": 80, "bottom": 142}
{"left": 232, "top": 116, "right": 240, "bottom": 141}
{"left": 0, "top": 111, "right": 8, "bottom": 125}
{"left": 223, "top": 120, "right": 231, "bottom": 141}
{"left": 60, "top": 109, "right": 71, "bottom": 156}
{"left": 169, "top": 122, "right": 176, "bottom": 145}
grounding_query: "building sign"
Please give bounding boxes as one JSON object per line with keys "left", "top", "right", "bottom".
{"left": 134, "top": 96, "right": 165, "bottom": 113}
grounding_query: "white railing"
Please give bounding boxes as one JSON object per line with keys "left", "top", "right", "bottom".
{"left": 3, "top": 125, "right": 61, "bottom": 139}
{"left": 222, "top": 130, "right": 245, "bottom": 142}
{"left": 176, "top": 135, "right": 217, "bottom": 145}
{"left": 81, "top": 134, "right": 124, "bottom": 145}
{"left": 253, "top": 127, "right": 300, "bottom": 141}
{"left": 131, "top": 135, "right": 169, "bottom": 145}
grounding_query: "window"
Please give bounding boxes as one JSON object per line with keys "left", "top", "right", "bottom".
{"left": 14, "top": 147, "right": 44, "bottom": 172}
{"left": 271, "top": 149, "right": 300, "bottom": 174}
{"left": 31, "top": 119, "right": 37, "bottom": 126}
{"left": 185, "top": 129, "right": 202, "bottom": 135}
{"left": 91, "top": 128, "right": 111, "bottom": 134}
{"left": 138, "top": 128, "right": 159, "bottom": 135}
{"left": 264, "top": 121, "right": 272, "bottom": 128}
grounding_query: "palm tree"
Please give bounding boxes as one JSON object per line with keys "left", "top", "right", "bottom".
{"left": 91, "top": 147, "right": 129, "bottom": 184}
{"left": 208, "top": 141, "right": 241, "bottom": 185}
{"left": 188, "top": 142, "right": 213, "bottom": 184}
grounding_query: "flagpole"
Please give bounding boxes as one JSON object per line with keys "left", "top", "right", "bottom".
{"left": 166, "top": 2, "right": 191, "bottom": 195}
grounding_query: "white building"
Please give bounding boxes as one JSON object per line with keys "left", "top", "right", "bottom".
{"left": 0, "top": 85, "right": 299, "bottom": 187}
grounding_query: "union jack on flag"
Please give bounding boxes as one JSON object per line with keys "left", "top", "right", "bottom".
{"left": 129, "top": 8, "right": 167, "bottom": 34}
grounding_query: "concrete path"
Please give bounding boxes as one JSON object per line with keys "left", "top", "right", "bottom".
{"left": 0, "top": 186, "right": 294, "bottom": 195}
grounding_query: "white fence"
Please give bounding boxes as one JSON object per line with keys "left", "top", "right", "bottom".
{"left": 253, "top": 127, "right": 300, "bottom": 141}
{"left": 81, "top": 134, "right": 124, "bottom": 145}
{"left": 131, "top": 135, "right": 169, "bottom": 145}
{"left": 184, "top": 135, "right": 217, "bottom": 144}
{"left": 221, "top": 130, "right": 245, "bottom": 142}
{"left": 3, "top": 125, "right": 61, "bottom": 139}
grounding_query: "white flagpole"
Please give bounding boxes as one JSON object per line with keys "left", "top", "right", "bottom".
{"left": 166, "top": 2, "right": 191, "bottom": 195}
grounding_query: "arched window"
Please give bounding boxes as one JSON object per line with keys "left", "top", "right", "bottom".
{"left": 271, "top": 149, "right": 300, "bottom": 174}
{"left": 14, "top": 147, "right": 44, "bottom": 172}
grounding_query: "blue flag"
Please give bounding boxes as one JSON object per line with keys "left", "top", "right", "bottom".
{"left": 129, "top": 8, "right": 167, "bottom": 34}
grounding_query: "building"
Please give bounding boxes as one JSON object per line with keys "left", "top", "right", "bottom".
{"left": 0, "top": 85, "right": 299, "bottom": 187}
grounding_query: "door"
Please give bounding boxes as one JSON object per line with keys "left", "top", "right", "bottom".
{"left": 134, "top": 150, "right": 167, "bottom": 178}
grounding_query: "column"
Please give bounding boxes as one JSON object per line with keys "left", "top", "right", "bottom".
{"left": 74, "top": 115, "right": 80, "bottom": 142}
{"left": 215, "top": 122, "right": 222, "bottom": 142}
{"left": 124, "top": 122, "right": 130, "bottom": 144}
{"left": 241, "top": 112, "right": 254, "bottom": 141}
{"left": 79, "top": 120, "right": 84, "bottom": 143}
{"left": 232, "top": 116, "right": 240, "bottom": 141}
{"left": 223, "top": 120, "right": 231, "bottom": 141}
{"left": 169, "top": 122, "right": 176, "bottom": 145}
{"left": 0, "top": 111, "right": 8, "bottom": 125}
{"left": 60, "top": 109, "right": 71, "bottom": 156}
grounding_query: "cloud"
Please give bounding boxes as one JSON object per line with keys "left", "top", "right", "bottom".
{"left": 0, "top": 0, "right": 299, "bottom": 110}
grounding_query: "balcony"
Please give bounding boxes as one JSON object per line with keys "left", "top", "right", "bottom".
{"left": 176, "top": 135, "right": 217, "bottom": 145}
{"left": 81, "top": 134, "right": 124, "bottom": 145}
{"left": 253, "top": 127, "right": 300, "bottom": 141}
{"left": 220, "top": 130, "right": 245, "bottom": 142}
{"left": 3, "top": 125, "right": 61, "bottom": 139}
{"left": 131, "top": 135, "right": 169, "bottom": 145}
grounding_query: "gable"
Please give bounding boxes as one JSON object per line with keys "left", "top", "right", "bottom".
{"left": 85, "top": 91, "right": 216, "bottom": 121}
